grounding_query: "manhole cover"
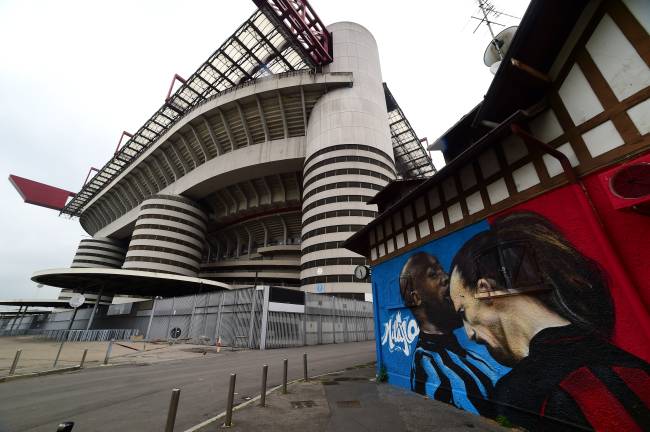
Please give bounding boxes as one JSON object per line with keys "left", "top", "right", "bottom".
{"left": 336, "top": 400, "right": 361, "bottom": 408}
{"left": 170, "top": 327, "right": 182, "bottom": 339}
{"left": 291, "top": 400, "right": 317, "bottom": 409}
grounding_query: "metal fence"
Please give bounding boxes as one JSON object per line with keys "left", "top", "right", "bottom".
{"left": 0, "top": 287, "right": 374, "bottom": 349}
{"left": 43, "top": 329, "right": 139, "bottom": 342}
{"left": 0, "top": 328, "right": 139, "bottom": 342}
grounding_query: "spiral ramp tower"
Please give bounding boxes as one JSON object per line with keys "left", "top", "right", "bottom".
{"left": 122, "top": 195, "right": 207, "bottom": 277}
{"left": 71, "top": 237, "right": 127, "bottom": 269}
{"left": 31, "top": 1, "right": 434, "bottom": 300}
{"left": 300, "top": 23, "right": 397, "bottom": 296}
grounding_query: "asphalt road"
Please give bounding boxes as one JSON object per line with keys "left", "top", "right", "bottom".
{"left": 0, "top": 341, "right": 375, "bottom": 432}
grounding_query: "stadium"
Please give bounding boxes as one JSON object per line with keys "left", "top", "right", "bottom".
{"left": 11, "top": 1, "right": 434, "bottom": 302}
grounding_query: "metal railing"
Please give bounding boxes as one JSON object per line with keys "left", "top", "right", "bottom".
{"left": 0, "top": 328, "right": 139, "bottom": 342}
{"left": 43, "top": 329, "right": 139, "bottom": 342}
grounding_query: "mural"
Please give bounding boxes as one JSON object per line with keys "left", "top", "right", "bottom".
{"left": 372, "top": 194, "right": 650, "bottom": 431}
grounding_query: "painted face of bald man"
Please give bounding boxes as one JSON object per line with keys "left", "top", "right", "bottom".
{"left": 400, "top": 252, "right": 461, "bottom": 334}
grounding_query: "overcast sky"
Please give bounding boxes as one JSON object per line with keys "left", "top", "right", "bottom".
{"left": 0, "top": 0, "right": 528, "bottom": 302}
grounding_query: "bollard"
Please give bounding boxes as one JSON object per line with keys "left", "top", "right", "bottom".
{"left": 79, "top": 349, "right": 88, "bottom": 368}
{"left": 56, "top": 421, "right": 74, "bottom": 431}
{"left": 53, "top": 341, "right": 65, "bottom": 368}
{"left": 103, "top": 339, "right": 114, "bottom": 365}
{"left": 224, "top": 373, "right": 236, "bottom": 427}
{"left": 164, "top": 388, "right": 181, "bottom": 432}
{"left": 9, "top": 349, "right": 22, "bottom": 375}
{"left": 303, "top": 353, "right": 308, "bottom": 382}
{"left": 282, "top": 358, "right": 288, "bottom": 394}
{"left": 260, "top": 365, "right": 268, "bottom": 407}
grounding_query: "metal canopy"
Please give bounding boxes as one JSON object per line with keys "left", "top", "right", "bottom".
{"left": 32, "top": 268, "right": 232, "bottom": 297}
{"left": 61, "top": 10, "right": 310, "bottom": 217}
{"left": 384, "top": 84, "right": 436, "bottom": 179}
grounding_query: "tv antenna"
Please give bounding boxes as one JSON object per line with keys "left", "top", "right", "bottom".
{"left": 472, "top": 0, "right": 520, "bottom": 62}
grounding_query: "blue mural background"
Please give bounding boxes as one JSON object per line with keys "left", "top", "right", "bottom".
{"left": 371, "top": 219, "right": 511, "bottom": 410}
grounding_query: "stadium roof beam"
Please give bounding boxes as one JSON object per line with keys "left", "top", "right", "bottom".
{"left": 152, "top": 156, "right": 171, "bottom": 186}
{"left": 235, "top": 101, "right": 253, "bottom": 147}
{"left": 234, "top": 184, "right": 249, "bottom": 210}
{"left": 260, "top": 176, "right": 273, "bottom": 204}
{"left": 248, "top": 180, "right": 260, "bottom": 207}
{"left": 143, "top": 163, "right": 161, "bottom": 191}
{"left": 276, "top": 174, "right": 286, "bottom": 202}
{"left": 202, "top": 116, "right": 223, "bottom": 156}
{"left": 179, "top": 135, "right": 200, "bottom": 168}
{"left": 166, "top": 145, "right": 187, "bottom": 175}
{"left": 160, "top": 148, "right": 181, "bottom": 181}
{"left": 277, "top": 92, "right": 289, "bottom": 138}
{"left": 300, "top": 87, "right": 308, "bottom": 132}
{"left": 223, "top": 188, "right": 240, "bottom": 214}
{"left": 189, "top": 124, "right": 210, "bottom": 161}
{"left": 215, "top": 194, "right": 231, "bottom": 216}
{"left": 217, "top": 108, "right": 237, "bottom": 151}
{"left": 255, "top": 95, "right": 271, "bottom": 142}
{"left": 279, "top": 215, "right": 288, "bottom": 245}
{"left": 113, "top": 189, "right": 129, "bottom": 213}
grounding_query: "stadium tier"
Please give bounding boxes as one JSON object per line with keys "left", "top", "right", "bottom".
{"left": 25, "top": 4, "right": 434, "bottom": 299}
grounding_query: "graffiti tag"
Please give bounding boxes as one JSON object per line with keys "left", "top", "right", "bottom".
{"left": 381, "top": 311, "right": 419, "bottom": 356}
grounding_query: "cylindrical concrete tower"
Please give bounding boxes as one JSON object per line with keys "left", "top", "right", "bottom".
{"left": 71, "top": 237, "right": 127, "bottom": 268}
{"left": 122, "top": 195, "right": 207, "bottom": 276}
{"left": 301, "top": 22, "right": 396, "bottom": 296}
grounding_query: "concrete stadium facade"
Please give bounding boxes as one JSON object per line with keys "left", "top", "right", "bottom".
{"left": 49, "top": 14, "right": 433, "bottom": 300}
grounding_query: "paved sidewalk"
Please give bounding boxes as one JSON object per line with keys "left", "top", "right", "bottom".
{"left": 199, "top": 364, "right": 509, "bottom": 432}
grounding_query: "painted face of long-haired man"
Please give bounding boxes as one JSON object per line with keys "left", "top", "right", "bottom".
{"left": 449, "top": 211, "right": 650, "bottom": 430}
{"left": 449, "top": 212, "right": 613, "bottom": 367}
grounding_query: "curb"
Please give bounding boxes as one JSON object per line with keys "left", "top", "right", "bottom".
{"left": 0, "top": 365, "right": 81, "bottom": 383}
{"left": 0, "top": 347, "right": 244, "bottom": 384}
{"left": 0, "top": 360, "right": 130, "bottom": 383}
{"left": 183, "top": 367, "right": 363, "bottom": 432}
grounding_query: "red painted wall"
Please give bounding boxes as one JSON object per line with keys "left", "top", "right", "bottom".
{"left": 492, "top": 169, "right": 650, "bottom": 363}
{"left": 584, "top": 168, "right": 650, "bottom": 311}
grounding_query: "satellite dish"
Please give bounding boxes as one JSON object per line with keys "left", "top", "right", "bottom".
{"left": 489, "top": 60, "right": 502, "bottom": 75}
{"left": 483, "top": 26, "right": 518, "bottom": 69}
{"left": 68, "top": 294, "right": 85, "bottom": 308}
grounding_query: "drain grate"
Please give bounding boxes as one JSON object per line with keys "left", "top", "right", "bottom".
{"left": 321, "top": 381, "right": 339, "bottom": 386}
{"left": 291, "top": 400, "right": 317, "bottom": 409}
{"left": 336, "top": 400, "right": 361, "bottom": 408}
